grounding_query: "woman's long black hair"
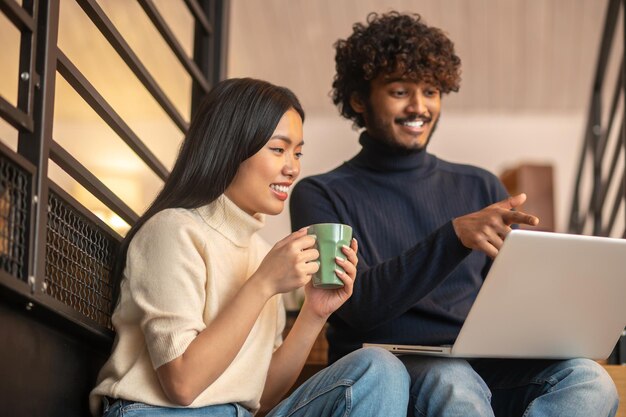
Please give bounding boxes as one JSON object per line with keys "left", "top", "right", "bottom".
{"left": 110, "top": 78, "right": 305, "bottom": 308}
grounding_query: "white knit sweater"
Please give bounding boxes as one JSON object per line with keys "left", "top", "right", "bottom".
{"left": 90, "top": 195, "right": 285, "bottom": 415}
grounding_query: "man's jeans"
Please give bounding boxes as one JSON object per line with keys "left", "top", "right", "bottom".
{"left": 400, "top": 355, "right": 619, "bottom": 417}
{"left": 102, "top": 347, "right": 410, "bottom": 417}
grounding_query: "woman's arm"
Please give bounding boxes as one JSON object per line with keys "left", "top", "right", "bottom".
{"left": 259, "top": 241, "right": 358, "bottom": 410}
{"left": 258, "top": 304, "right": 327, "bottom": 409}
{"left": 156, "top": 229, "right": 319, "bottom": 406}
{"left": 156, "top": 276, "right": 271, "bottom": 405}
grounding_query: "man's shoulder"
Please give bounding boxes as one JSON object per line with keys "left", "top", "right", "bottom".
{"left": 434, "top": 156, "right": 507, "bottom": 201}
{"left": 296, "top": 163, "right": 356, "bottom": 187}
{"left": 435, "top": 156, "right": 500, "bottom": 184}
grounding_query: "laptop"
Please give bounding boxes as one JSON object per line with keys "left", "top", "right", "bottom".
{"left": 364, "top": 229, "right": 626, "bottom": 360}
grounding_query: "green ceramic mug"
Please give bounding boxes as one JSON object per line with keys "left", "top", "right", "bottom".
{"left": 307, "top": 223, "right": 353, "bottom": 289}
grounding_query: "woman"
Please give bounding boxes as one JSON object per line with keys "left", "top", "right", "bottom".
{"left": 90, "top": 78, "right": 409, "bottom": 417}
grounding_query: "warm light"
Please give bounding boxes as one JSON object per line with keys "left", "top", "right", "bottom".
{"left": 73, "top": 174, "right": 142, "bottom": 236}
{"left": 93, "top": 209, "right": 131, "bottom": 235}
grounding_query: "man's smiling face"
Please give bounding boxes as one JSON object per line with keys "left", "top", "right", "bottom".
{"left": 352, "top": 72, "right": 441, "bottom": 153}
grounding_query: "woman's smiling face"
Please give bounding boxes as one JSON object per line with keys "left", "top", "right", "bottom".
{"left": 225, "top": 108, "right": 304, "bottom": 216}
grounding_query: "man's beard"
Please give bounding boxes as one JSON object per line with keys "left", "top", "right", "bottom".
{"left": 363, "top": 102, "right": 439, "bottom": 155}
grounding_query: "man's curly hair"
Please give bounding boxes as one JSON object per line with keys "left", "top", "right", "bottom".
{"left": 332, "top": 12, "right": 462, "bottom": 128}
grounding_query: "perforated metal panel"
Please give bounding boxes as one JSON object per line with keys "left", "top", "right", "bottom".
{"left": 45, "top": 192, "right": 115, "bottom": 329}
{"left": 0, "top": 154, "right": 29, "bottom": 281}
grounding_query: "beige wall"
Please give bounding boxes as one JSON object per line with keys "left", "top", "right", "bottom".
{"left": 0, "top": 110, "right": 592, "bottom": 244}
{"left": 258, "top": 111, "right": 589, "bottom": 245}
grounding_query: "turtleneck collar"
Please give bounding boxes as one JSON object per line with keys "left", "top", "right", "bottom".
{"left": 349, "top": 131, "right": 436, "bottom": 174}
{"left": 195, "top": 194, "right": 265, "bottom": 247}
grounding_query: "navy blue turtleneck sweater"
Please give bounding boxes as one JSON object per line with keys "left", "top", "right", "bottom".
{"left": 290, "top": 132, "right": 509, "bottom": 363}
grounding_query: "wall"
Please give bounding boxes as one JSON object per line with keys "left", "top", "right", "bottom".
{"left": 258, "top": 111, "right": 586, "bottom": 245}
{"left": 0, "top": 109, "right": 589, "bottom": 244}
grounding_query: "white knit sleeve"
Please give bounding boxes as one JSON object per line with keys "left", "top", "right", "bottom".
{"left": 125, "top": 209, "right": 208, "bottom": 369}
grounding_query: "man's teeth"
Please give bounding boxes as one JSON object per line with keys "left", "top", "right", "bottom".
{"left": 271, "top": 184, "right": 289, "bottom": 193}
{"left": 403, "top": 120, "right": 424, "bottom": 128}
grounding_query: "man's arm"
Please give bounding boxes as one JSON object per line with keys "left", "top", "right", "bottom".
{"left": 290, "top": 179, "right": 471, "bottom": 330}
{"left": 452, "top": 193, "right": 539, "bottom": 258}
{"left": 290, "top": 180, "right": 539, "bottom": 332}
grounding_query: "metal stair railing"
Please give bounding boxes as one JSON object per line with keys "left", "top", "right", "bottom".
{"left": 568, "top": 0, "right": 626, "bottom": 365}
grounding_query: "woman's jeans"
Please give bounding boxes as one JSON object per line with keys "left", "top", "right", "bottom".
{"left": 102, "top": 347, "right": 410, "bottom": 417}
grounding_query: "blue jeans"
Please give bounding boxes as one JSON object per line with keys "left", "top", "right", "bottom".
{"left": 102, "top": 400, "right": 250, "bottom": 416}
{"left": 102, "top": 347, "right": 410, "bottom": 417}
{"left": 400, "top": 356, "right": 619, "bottom": 417}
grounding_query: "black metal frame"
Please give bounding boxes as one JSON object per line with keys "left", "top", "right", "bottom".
{"left": 0, "top": 0, "right": 229, "bottom": 367}
{"left": 0, "top": 0, "right": 37, "bottom": 133}
{"left": 0, "top": 1, "right": 228, "bottom": 414}
{"left": 568, "top": 0, "right": 626, "bottom": 364}
{"left": 569, "top": 0, "right": 626, "bottom": 240}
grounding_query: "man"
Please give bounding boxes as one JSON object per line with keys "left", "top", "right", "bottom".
{"left": 290, "top": 11, "right": 618, "bottom": 417}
